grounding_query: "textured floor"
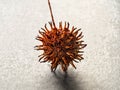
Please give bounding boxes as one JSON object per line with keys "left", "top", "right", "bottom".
{"left": 0, "top": 0, "right": 120, "bottom": 90}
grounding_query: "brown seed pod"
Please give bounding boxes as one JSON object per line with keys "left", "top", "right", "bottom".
{"left": 35, "top": 0, "right": 87, "bottom": 72}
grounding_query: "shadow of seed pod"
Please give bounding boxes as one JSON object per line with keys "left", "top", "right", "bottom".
{"left": 35, "top": 0, "right": 87, "bottom": 72}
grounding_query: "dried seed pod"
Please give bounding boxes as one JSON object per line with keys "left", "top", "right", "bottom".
{"left": 35, "top": 0, "right": 87, "bottom": 72}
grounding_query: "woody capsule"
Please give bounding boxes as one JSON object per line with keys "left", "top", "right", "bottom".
{"left": 35, "top": 0, "right": 87, "bottom": 72}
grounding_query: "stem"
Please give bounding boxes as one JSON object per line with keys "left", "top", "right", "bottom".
{"left": 48, "top": 0, "right": 56, "bottom": 28}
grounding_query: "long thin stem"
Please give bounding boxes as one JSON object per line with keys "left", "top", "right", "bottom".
{"left": 48, "top": 0, "right": 56, "bottom": 28}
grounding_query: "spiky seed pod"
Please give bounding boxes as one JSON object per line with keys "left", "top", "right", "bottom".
{"left": 35, "top": 0, "right": 87, "bottom": 72}
{"left": 35, "top": 22, "right": 87, "bottom": 72}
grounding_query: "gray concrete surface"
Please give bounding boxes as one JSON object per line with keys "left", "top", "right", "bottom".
{"left": 0, "top": 0, "right": 120, "bottom": 90}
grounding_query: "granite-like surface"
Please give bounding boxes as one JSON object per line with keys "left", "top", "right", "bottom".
{"left": 0, "top": 0, "right": 120, "bottom": 90}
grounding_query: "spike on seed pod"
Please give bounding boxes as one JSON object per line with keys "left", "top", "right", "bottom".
{"left": 35, "top": 0, "right": 87, "bottom": 72}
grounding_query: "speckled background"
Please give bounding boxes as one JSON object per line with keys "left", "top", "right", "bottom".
{"left": 0, "top": 0, "right": 120, "bottom": 90}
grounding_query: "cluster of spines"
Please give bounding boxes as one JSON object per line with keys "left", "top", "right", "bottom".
{"left": 35, "top": 22, "right": 86, "bottom": 72}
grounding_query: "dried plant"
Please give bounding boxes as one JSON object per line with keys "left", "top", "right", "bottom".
{"left": 35, "top": 0, "right": 87, "bottom": 72}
